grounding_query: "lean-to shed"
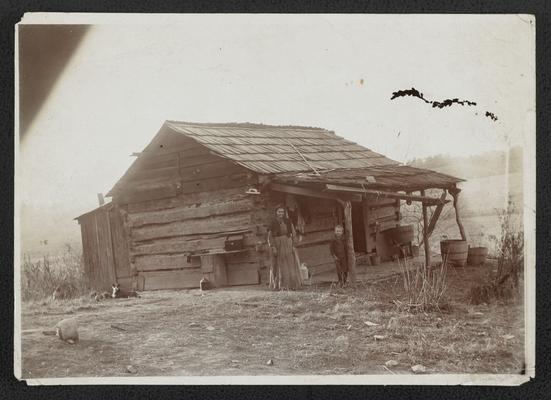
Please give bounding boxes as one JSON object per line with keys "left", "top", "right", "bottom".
{"left": 76, "top": 121, "right": 465, "bottom": 292}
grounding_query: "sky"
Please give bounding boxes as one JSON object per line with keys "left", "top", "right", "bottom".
{"left": 17, "top": 14, "right": 535, "bottom": 251}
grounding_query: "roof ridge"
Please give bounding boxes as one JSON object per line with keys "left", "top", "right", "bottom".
{"left": 165, "top": 120, "right": 333, "bottom": 132}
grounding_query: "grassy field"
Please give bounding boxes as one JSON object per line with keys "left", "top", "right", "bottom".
{"left": 20, "top": 259, "right": 524, "bottom": 378}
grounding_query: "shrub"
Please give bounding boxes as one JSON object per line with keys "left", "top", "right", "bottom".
{"left": 470, "top": 201, "right": 523, "bottom": 304}
{"left": 394, "top": 258, "right": 449, "bottom": 313}
{"left": 21, "top": 246, "right": 88, "bottom": 301}
{"left": 494, "top": 202, "right": 524, "bottom": 291}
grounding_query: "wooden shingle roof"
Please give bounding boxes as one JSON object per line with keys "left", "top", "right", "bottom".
{"left": 106, "top": 121, "right": 463, "bottom": 198}
{"left": 166, "top": 121, "right": 400, "bottom": 174}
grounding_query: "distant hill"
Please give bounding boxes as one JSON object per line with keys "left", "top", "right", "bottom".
{"left": 408, "top": 146, "right": 523, "bottom": 179}
{"left": 408, "top": 146, "right": 524, "bottom": 216}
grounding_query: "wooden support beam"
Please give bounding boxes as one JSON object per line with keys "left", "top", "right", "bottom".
{"left": 339, "top": 200, "right": 357, "bottom": 286}
{"left": 421, "top": 190, "right": 431, "bottom": 267}
{"left": 362, "top": 197, "right": 371, "bottom": 253}
{"left": 426, "top": 190, "right": 448, "bottom": 238}
{"left": 325, "top": 184, "right": 450, "bottom": 206}
{"left": 449, "top": 186, "right": 467, "bottom": 241}
{"left": 270, "top": 183, "right": 362, "bottom": 202}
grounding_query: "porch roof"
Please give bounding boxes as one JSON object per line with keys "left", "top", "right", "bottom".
{"left": 272, "top": 164, "right": 463, "bottom": 192}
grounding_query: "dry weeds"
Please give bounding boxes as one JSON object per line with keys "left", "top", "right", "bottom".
{"left": 20, "top": 260, "right": 524, "bottom": 378}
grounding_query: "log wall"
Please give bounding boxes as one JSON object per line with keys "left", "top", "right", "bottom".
{"left": 364, "top": 197, "right": 401, "bottom": 261}
{"left": 124, "top": 184, "right": 265, "bottom": 290}
{"left": 110, "top": 133, "right": 266, "bottom": 290}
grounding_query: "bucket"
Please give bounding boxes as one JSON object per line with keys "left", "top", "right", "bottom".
{"left": 383, "top": 225, "right": 414, "bottom": 244}
{"left": 411, "top": 245, "right": 420, "bottom": 257}
{"left": 299, "top": 263, "right": 309, "bottom": 281}
{"left": 440, "top": 240, "right": 468, "bottom": 267}
{"left": 467, "top": 247, "right": 488, "bottom": 266}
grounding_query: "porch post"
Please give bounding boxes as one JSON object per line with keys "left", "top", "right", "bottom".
{"left": 421, "top": 190, "right": 431, "bottom": 267}
{"left": 449, "top": 186, "right": 467, "bottom": 241}
{"left": 340, "top": 200, "right": 357, "bottom": 286}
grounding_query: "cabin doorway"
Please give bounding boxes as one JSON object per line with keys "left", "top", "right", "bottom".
{"left": 351, "top": 202, "right": 367, "bottom": 253}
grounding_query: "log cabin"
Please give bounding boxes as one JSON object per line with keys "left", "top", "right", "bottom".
{"left": 75, "top": 121, "right": 465, "bottom": 292}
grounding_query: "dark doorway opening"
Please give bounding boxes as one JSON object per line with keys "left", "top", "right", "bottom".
{"left": 351, "top": 202, "right": 367, "bottom": 253}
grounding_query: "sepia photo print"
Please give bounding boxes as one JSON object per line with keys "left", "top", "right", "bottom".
{"left": 14, "top": 13, "right": 535, "bottom": 385}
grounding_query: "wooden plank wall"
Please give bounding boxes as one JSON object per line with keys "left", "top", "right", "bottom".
{"left": 78, "top": 211, "right": 117, "bottom": 291}
{"left": 108, "top": 207, "right": 132, "bottom": 284}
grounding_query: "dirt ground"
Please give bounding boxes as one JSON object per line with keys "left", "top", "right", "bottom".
{"left": 20, "top": 260, "right": 524, "bottom": 378}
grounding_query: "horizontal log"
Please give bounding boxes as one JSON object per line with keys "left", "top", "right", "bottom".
{"left": 367, "top": 214, "right": 400, "bottom": 229}
{"left": 307, "top": 262, "right": 337, "bottom": 276}
{"left": 297, "top": 243, "right": 333, "bottom": 267}
{"left": 128, "top": 198, "right": 254, "bottom": 227}
{"left": 365, "top": 197, "right": 399, "bottom": 208}
{"left": 369, "top": 220, "right": 397, "bottom": 235}
{"left": 366, "top": 206, "right": 398, "bottom": 220}
{"left": 179, "top": 174, "right": 251, "bottom": 194}
{"left": 136, "top": 152, "right": 179, "bottom": 171}
{"left": 128, "top": 166, "right": 180, "bottom": 183}
{"left": 178, "top": 146, "right": 213, "bottom": 159}
{"left": 304, "top": 215, "right": 337, "bottom": 233}
{"left": 225, "top": 250, "right": 258, "bottom": 265}
{"left": 131, "top": 213, "right": 252, "bottom": 241}
{"left": 134, "top": 148, "right": 214, "bottom": 172}
{"left": 127, "top": 187, "right": 249, "bottom": 213}
{"left": 200, "top": 253, "right": 225, "bottom": 274}
{"left": 227, "top": 261, "right": 259, "bottom": 271}
{"left": 326, "top": 184, "right": 450, "bottom": 205}
{"left": 296, "top": 230, "right": 334, "bottom": 247}
{"left": 227, "top": 269, "right": 259, "bottom": 286}
{"left": 114, "top": 181, "right": 181, "bottom": 205}
{"left": 141, "top": 269, "right": 203, "bottom": 290}
{"left": 131, "top": 233, "right": 258, "bottom": 255}
{"left": 179, "top": 160, "right": 246, "bottom": 183}
{"left": 134, "top": 253, "right": 196, "bottom": 271}
{"left": 270, "top": 183, "right": 362, "bottom": 202}
{"left": 305, "top": 197, "right": 337, "bottom": 214}
{"left": 115, "top": 277, "right": 133, "bottom": 292}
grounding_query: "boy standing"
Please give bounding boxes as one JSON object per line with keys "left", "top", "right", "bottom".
{"left": 330, "top": 225, "right": 348, "bottom": 286}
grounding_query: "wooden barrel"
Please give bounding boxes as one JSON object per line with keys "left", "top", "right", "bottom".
{"left": 467, "top": 247, "right": 488, "bottom": 266}
{"left": 440, "top": 240, "right": 468, "bottom": 267}
{"left": 383, "top": 225, "right": 414, "bottom": 244}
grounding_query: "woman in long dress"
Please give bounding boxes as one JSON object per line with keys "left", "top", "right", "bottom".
{"left": 267, "top": 206, "right": 302, "bottom": 290}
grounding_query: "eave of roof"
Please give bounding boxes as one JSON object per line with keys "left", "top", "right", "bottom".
{"left": 74, "top": 202, "right": 113, "bottom": 221}
{"left": 272, "top": 165, "right": 464, "bottom": 192}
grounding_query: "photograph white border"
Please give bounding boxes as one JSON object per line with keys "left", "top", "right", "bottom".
{"left": 14, "top": 12, "right": 536, "bottom": 386}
